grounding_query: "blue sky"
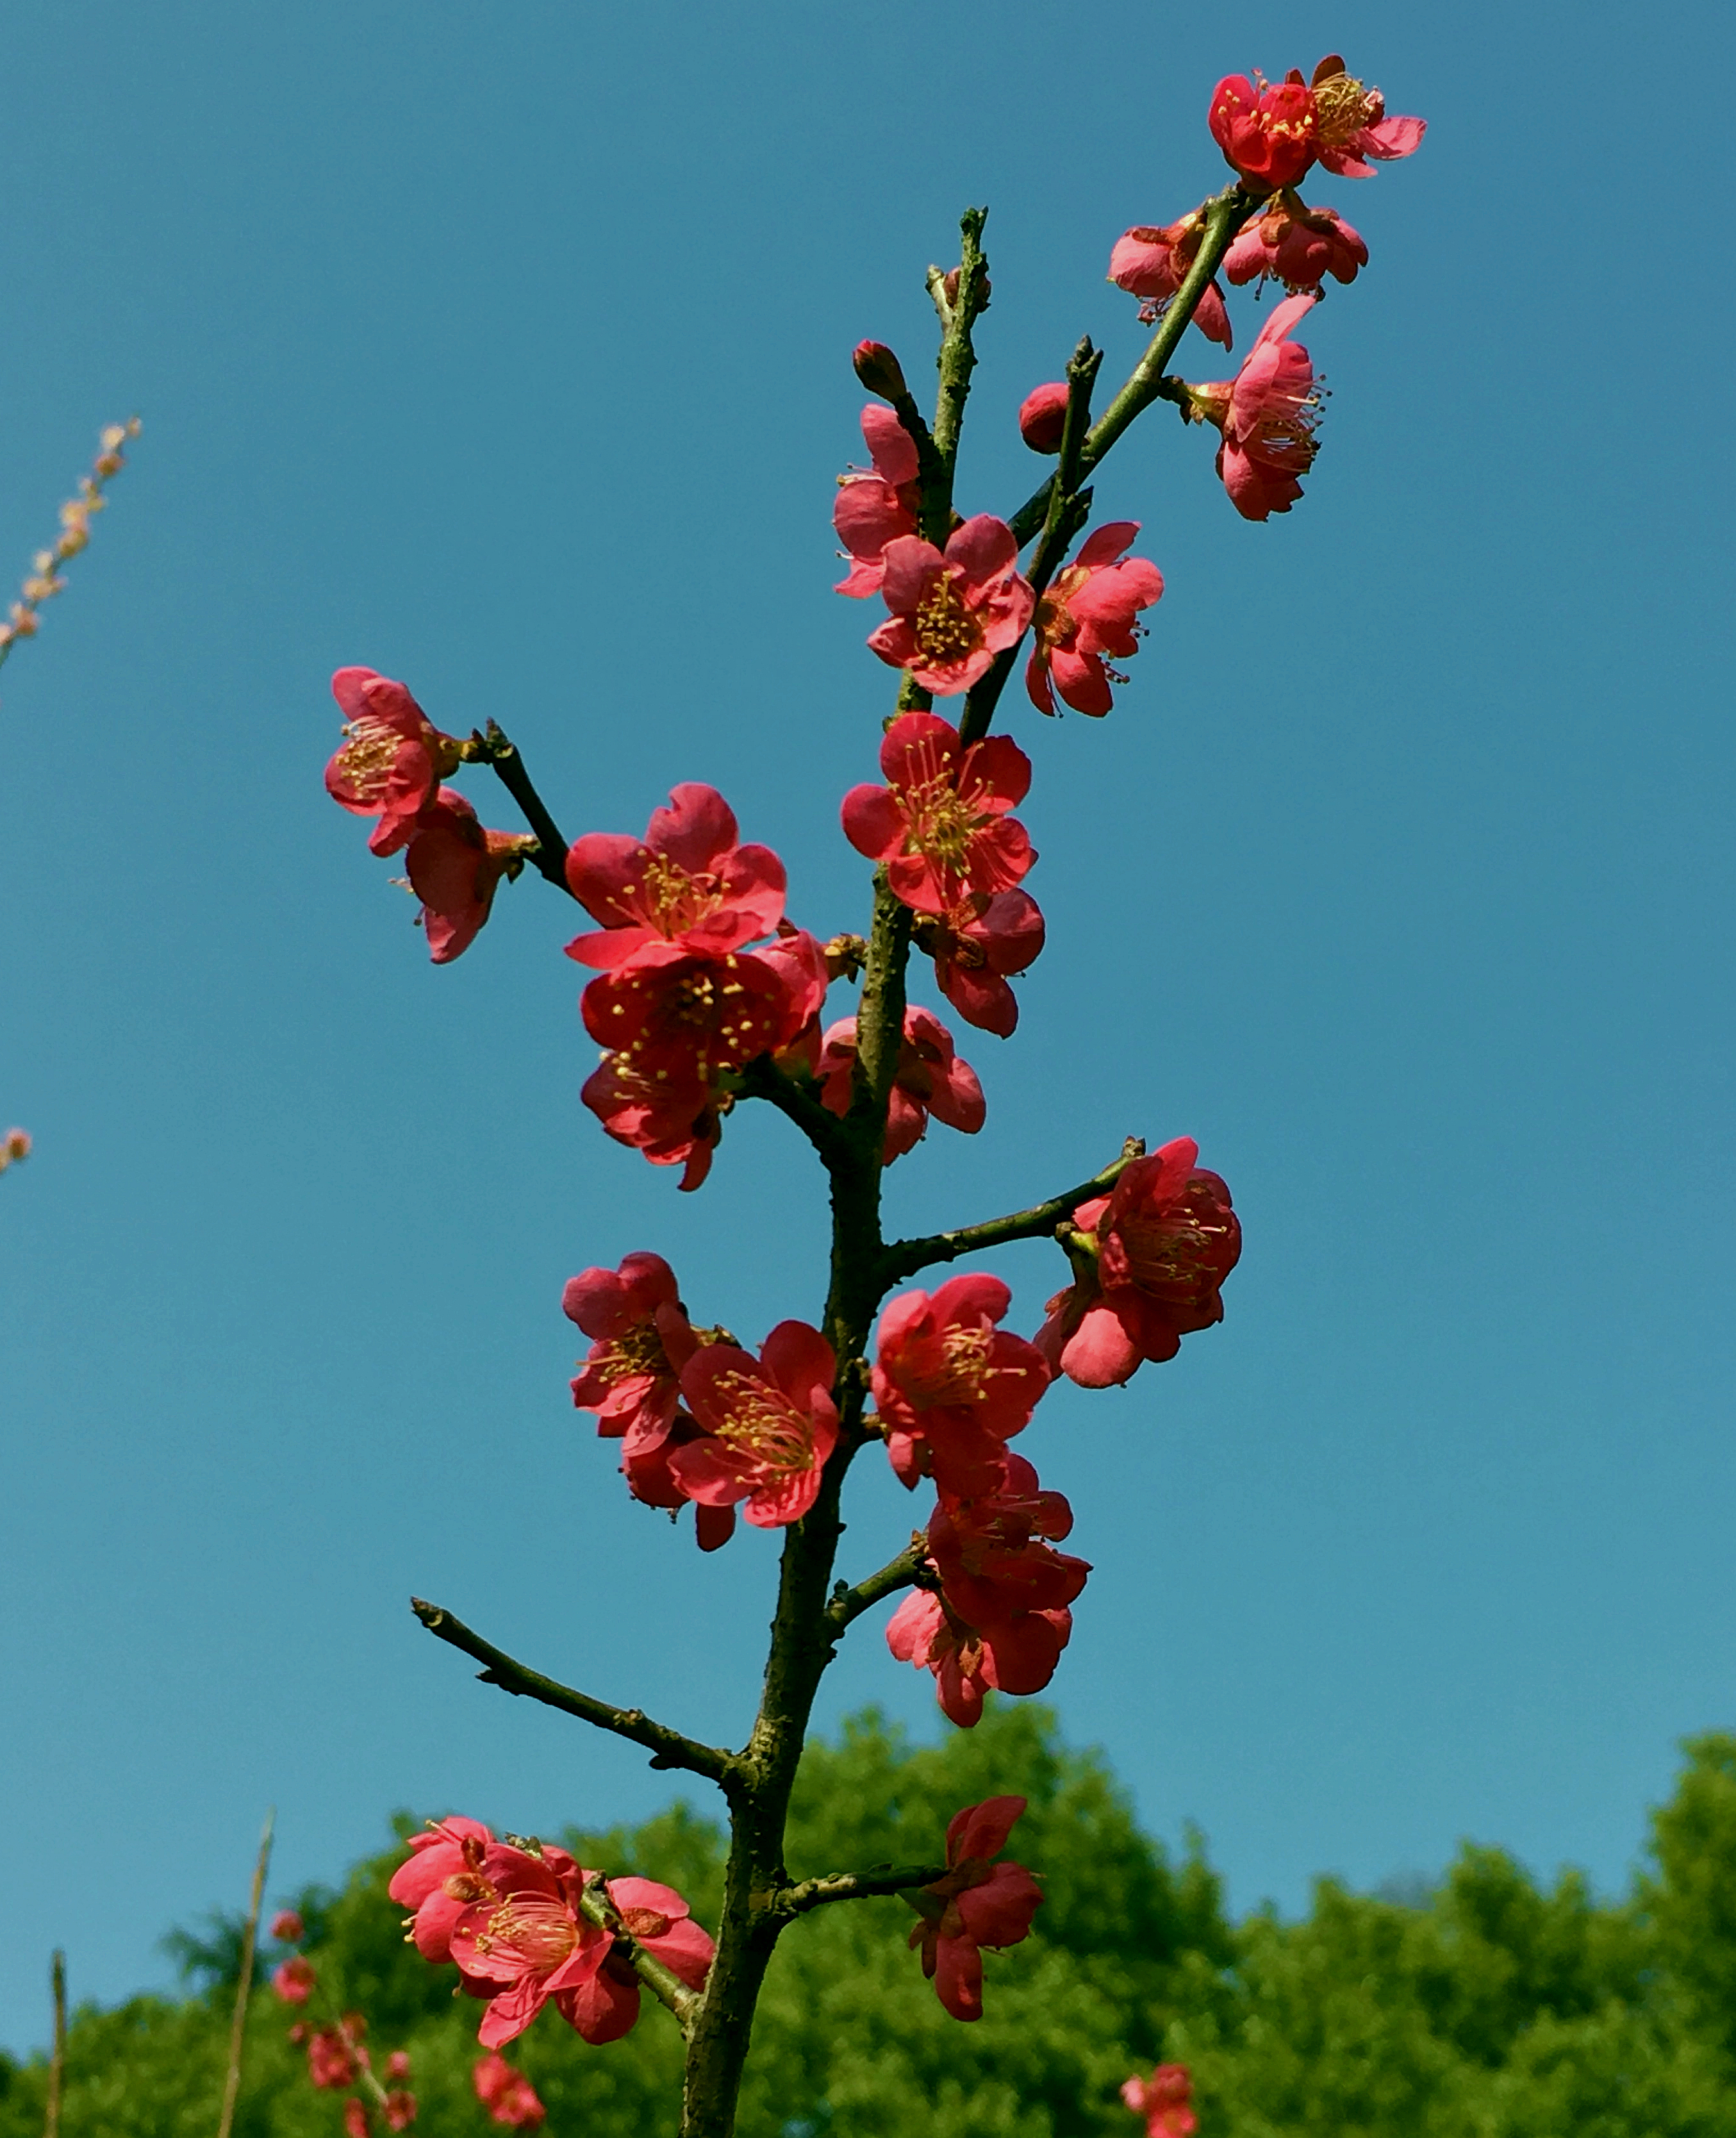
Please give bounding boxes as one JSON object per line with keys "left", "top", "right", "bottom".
{"left": 3, "top": 0, "right": 1733, "bottom": 2055}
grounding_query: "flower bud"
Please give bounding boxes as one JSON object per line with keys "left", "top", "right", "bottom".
{"left": 270, "top": 1908, "right": 304, "bottom": 1942}
{"left": 852, "top": 340, "right": 909, "bottom": 402}
{"left": 1018, "top": 383, "right": 1070, "bottom": 454}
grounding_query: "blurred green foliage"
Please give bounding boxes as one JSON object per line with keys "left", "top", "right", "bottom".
{"left": 6, "top": 1712, "right": 1735, "bottom": 2137}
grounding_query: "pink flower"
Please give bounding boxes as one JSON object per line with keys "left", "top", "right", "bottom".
{"left": 343, "top": 2099, "right": 370, "bottom": 2138}
{"left": 1186, "top": 292, "right": 1321, "bottom": 520}
{"left": 672, "top": 1321, "right": 839, "bottom": 1527}
{"left": 1017, "top": 382, "right": 1071, "bottom": 454}
{"left": 563, "top": 784, "right": 786, "bottom": 968}
{"left": 816, "top": 1006, "right": 985, "bottom": 1164}
{"left": 383, "top": 2091, "right": 417, "bottom": 2132}
{"left": 616, "top": 1407, "right": 740, "bottom": 1551}
{"left": 388, "top": 1816, "right": 501, "bottom": 1964}
{"left": 833, "top": 404, "right": 921, "bottom": 597}
{"left": 842, "top": 710, "right": 1034, "bottom": 918}
{"left": 866, "top": 519, "right": 1034, "bottom": 695}
{"left": 1037, "top": 1138, "right": 1241, "bottom": 1388}
{"left": 325, "top": 668, "right": 465, "bottom": 857}
{"left": 873, "top": 1275, "right": 1050, "bottom": 1496}
{"left": 307, "top": 2028, "right": 358, "bottom": 2089}
{"left": 385, "top": 2051, "right": 412, "bottom": 2081}
{"left": 1025, "top": 522, "right": 1164, "bottom": 718}
{"left": 563, "top": 1252, "right": 697, "bottom": 1445}
{"left": 1225, "top": 193, "right": 1367, "bottom": 292}
{"left": 886, "top": 1586, "right": 1072, "bottom": 1728}
{"left": 403, "top": 788, "right": 533, "bottom": 963}
{"left": 911, "top": 890, "right": 1045, "bottom": 1039}
{"left": 1207, "top": 72, "right": 1318, "bottom": 190}
{"left": 1309, "top": 56, "right": 1426, "bottom": 178}
{"left": 1107, "top": 215, "right": 1232, "bottom": 348}
{"left": 1122, "top": 2064, "right": 1198, "bottom": 2138}
{"left": 473, "top": 2054, "right": 545, "bottom": 2128}
{"left": 905, "top": 1797, "right": 1043, "bottom": 2021}
{"left": 581, "top": 932, "right": 828, "bottom": 1090}
{"left": 446, "top": 1841, "right": 611, "bottom": 2049}
{"left": 270, "top": 1909, "right": 304, "bottom": 1943}
{"left": 580, "top": 1055, "right": 724, "bottom": 1192}
{"left": 1, "top": 1128, "right": 31, "bottom": 1165}
{"left": 927, "top": 1454, "right": 1090, "bottom": 1629}
{"left": 559, "top": 1877, "right": 716, "bottom": 2046}
{"left": 270, "top": 1956, "right": 315, "bottom": 2003}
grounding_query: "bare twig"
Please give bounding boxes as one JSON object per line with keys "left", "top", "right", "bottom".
{"left": 776, "top": 1863, "right": 948, "bottom": 1918}
{"left": 0, "top": 419, "right": 141, "bottom": 677}
{"left": 880, "top": 1138, "right": 1145, "bottom": 1285}
{"left": 467, "top": 720, "right": 580, "bottom": 895}
{"left": 43, "top": 1952, "right": 65, "bottom": 2138}
{"left": 411, "top": 1598, "right": 742, "bottom": 1791}
{"left": 825, "top": 1538, "right": 932, "bottom": 1634}
{"left": 215, "top": 1809, "right": 274, "bottom": 2138}
{"left": 579, "top": 1876, "right": 702, "bottom": 2032}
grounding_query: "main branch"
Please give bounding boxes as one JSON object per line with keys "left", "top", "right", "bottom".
{"left": 410, "top": 1598, "right": 742, "bottom": 1791}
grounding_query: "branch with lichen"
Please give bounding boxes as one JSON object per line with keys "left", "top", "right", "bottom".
{"left": 0, "top": 418, "right": 140, "bottom": 674}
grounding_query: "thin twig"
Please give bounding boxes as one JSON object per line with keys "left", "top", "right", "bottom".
{"left": 43, "top": 1952, "right": 65, "bottom": 2138}
{"left": 411, "top": 1598, "right": 742, "bottom": 1791}
{"left": 468, "top": 720, "right": 580, "bottom": 895}
{"left": 775, "top": 1863, "right": 948, "bottom": 1918}
{"left": 579, "top": 1876, "right": 702, "bottom": 2032}
{"left": 734, "top": 1057, "right": 845, "bottom": 1160}
{"left": 880, "top": 1138, "right": 1145, "bottom": 1285}
{"left": 922, "top": 208, "right": 991, "bottom": 542}
{"left": 215, "top": 1809, "right": 274, "bottom": 2138}
{"left": 824, "top": 1539, "right": 932, "bottom": 1634}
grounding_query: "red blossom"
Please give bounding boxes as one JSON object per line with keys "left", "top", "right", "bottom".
{"left": 672, "top": 1321, "right": 839, "bottom": 1527}
{"left": 325, "top": 667, "right": 465, "bottom": 857}
{"left": 558, "top": 1876, "right": 716, "bottom": 2045}
{"left": 1225, "top": 192, "right": 1367, "bottom": 292}
{"left": 343, "top": 2100, "right": 370, "bottom": 2138}
{"left": 563, "top": 1252, "right": 697, "bottom": 1445}
{"left": 307, "top": 2028, "right": 358, "bottom": 2090}
{"left": 385, "top": 2051, "right": 412, "bottom": 2081}
{"left": 905, "top": 1796, "right": 1043, "bottom": 2021}
{"left": 1186, "top": 291, "right": 1322, "bottom": 520}
{"left": 886, "top": 1586, "right": 1072, "bottom": 1728}
{"left": 270, "top": 1955, "right": 314, "bottom": 2003}
{"left": 1309, "top": 55, "right": 1426, "bottom": 177}
{"left": 1106, "top": 214, "right": 1232, "bottom": 347}
{"left": 1025, "top": 522, "right": 1164, "bottom": 718}
{"left": 866, "top": 518, "right": 1034, "bottom": 695}
{"left": 580, "top": 1055, "right": 725, "bottom": 1192}
{"left": 816, "top": 1006, "right": 985, "bottom": 1164}
{"left": 270, "top": 1909, "right": 304, "bottom": 1943}
{"left": 841, "top": 710, "right": 1034, "bottom": 918}
{"left": 1207, "top": 72, "right": 1319, "bottom": 190}
{"left": 834, "top": 404, "right": 922, "bottom": 597}
{"left": 617, "top": 1406, "right": 740, "bottom": 1551}
{"left": 403, "top": 788, "right": 534, "bottom": 964}
{"left": 563, "top": 784, "right": 786, "bottom": 968}
{"left": 581, "top": 931, "right": 828, "bottom": 1090}
{"left": 852, "top": 340, "right": 909, "bottom": 401}
{"left": 383, "top": 2091, "right": 417, "bottom": 2131}
{"left": 473, "top": 2053, "right": 547, "bottom": 2128}
{"left": 873, "top": 1275, "right": 1050, "bottom": 1496}
{"left": 445, "top": 1840, "right": 611, "bottom": 2050}
{"left": 1016, "top": 382, "right": 1070, "bottom": 454}
{"left": 1122, "top": 2064, "right": 1198, "bottom": 2138}
{"left": 388, "top": 1816, "right": 500, "bottom": 1964}
{"left": 927, "top": 1454, "right": 1090, "bottom": 1630}
{"left": 911, "top": 890, "right": 1045, "bottom": 1039}
{"left": 1037, "top": 1138, "right": 1241, "bottom": 1388}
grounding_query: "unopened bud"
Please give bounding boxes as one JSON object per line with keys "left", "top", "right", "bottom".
{"left": 852, "top": 340, "right": 908, "bottom": 402}
{"left": 270, "top": 1909, "right": 304, "bottom": 1942}
{"left": 1, "top": 1128, "right": 30, "bottom": 1165}
{"left": 1018, "top": 382, "right": 1070, "bottom": 454}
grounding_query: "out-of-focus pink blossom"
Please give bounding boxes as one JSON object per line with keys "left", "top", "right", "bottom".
{"left": 343, "top": 2098, "right": 370, "bottom": 2138}
{"left": 1, "top": 1128, "right": 31, "bottom": 1166}
{"left": 816, "top": 1006, "right": 985, "bottom": 1164}
{"left": 834, "top": 405, "right": 922, "bottom": 597}
{"left": 1185, "top": 291, "right": 1321, "bottom": 520}
{"left": 1207, "top": 72, "right": 1318, "bottom": 190}
{"left": 325, "top": 668, "right": 465, "bottom": 857}
{"left": 383, "top": 2091, "right": 417, "bottom": 2131}
{"left": 873, "top": 1275, "right": 1050, "bottom": 1496}
{"left": 911, "top": 890, "right": 1045, "bottom": 1039}
{"left": 307, "top": 2029, "right": 358, "bottom": 2090}
{"left": 270, "top": 1909, "right": 304, "bottom": 1944}
{"left": 905, "top": 1796, "right": 1043, "bottom": 2021}
{"left": 403, "top": 789, "right": 534, "bottom": 963}
{"left": 1225, "top": 193, "right": 1367, "bottom": 292}
{"left": 672, "top": 1322, "right": 839, "bottom": 1527}
{"left": 385, "top": 2051, "right": 412, "bottom": 2082}
{"left": 1037, "top": 1138, "right": 1241, "bottom": 1388}
{"left": 563, "top": 784, "right": 786, "bottom": 968}
{"left": 866, "top": 519, "right": 1034, "bottom": 695}
{"left": 1107, "top": 214, "right": 1232, "bottom": 347}
{"left": 1017, "top": 382, "right": 1070, "bottom": 454}
{"left": 270, "top": 1956, "right": 315, "bottom": 2004}
{"left": 842, "top": 711, "right": 1034, "bottom": 918}
{"left": 1121, "top": 2064, "right": 1198, "bottom": 2138}
{"left": 1025, "top": 522, "right": 1164, "bottom": 718}
{"left": 473, "top": 2053, "right": 546, "bottom": 2128}
{"left": 1310, "top": 56, "right": 1426, "bottom": 177}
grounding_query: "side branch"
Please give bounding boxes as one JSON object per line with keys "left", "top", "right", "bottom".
{"left": 734, "top": 1056, "right": 845, "bottom": 1161}
{"left": 879, "top": 1138, "right": 1144, "bottom": 1285}
{"left": 776, "top": 1864, "right": 948, "bottom": 1918}
{"left": 467, "top": 720, "right": 580, "bottom": 896}
{"left": 579, "top": 1877, "right": 701, "bottom": 2031}
{"left": 1007, "top": 183, "right": 1265, "bottom": 548}
{"left": 410, "top": 1598, "right": 741, "bottom": 1791}
{"left": 825, "top": 1538, "right": 931, "bottom": 1633}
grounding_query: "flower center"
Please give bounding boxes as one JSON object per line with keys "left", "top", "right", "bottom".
{"left": 333, "top": 719, "right": 404, "bottom": 803}
{"left": 618, "top": 1905, "right": 673, "bottom": 1940}
{"left": 912, "top": 571, "right": 984, "bottom": 670}
{"left": 900, "top": 777, "right": 991, "bottom": 876}
{"left": 465, "top": 1894, "right": 578, "bottom": 1978}
{"left": 905, "top": 1323, "right": 1005, "bottom": 1408}
{"left": 707, "top": 1370, "right": 815, "bottom": 1471}
{"left": 594, "top": 1322, "right": 673, "bottom": 1386}
{"left": 637, "top": 854, "right": 724, "bottom": 938}
{"left": 1034, "top": 564, "right": 1089, "bottom": 652}
{"left": 1120, "top": 1209, "right": 1234, "bottom": 1294}
{"left": 1311, "top": 70, "right": 1376, "bottom": 145}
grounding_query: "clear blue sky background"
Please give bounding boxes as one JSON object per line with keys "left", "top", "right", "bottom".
{"left": 3, "top": 0, "right": 1732, "bottom": 2055}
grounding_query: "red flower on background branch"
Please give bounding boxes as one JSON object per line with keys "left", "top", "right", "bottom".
{"left": 904, "top": 1796, "right": 1043, "bottom": 2020}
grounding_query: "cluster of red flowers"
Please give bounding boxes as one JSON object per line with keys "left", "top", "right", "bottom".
{"left": 1122, "top": 2062, "right": 1198, "bottom": 2137}
{"left": 904, "top": 1796, "right": 1044, "bottom": 2021}
{"left": 473, "top": 2051, "right": 545, "bottom": 2127}
{"left": 269, "top": 1911, "right": 417, "bottom": 2134}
